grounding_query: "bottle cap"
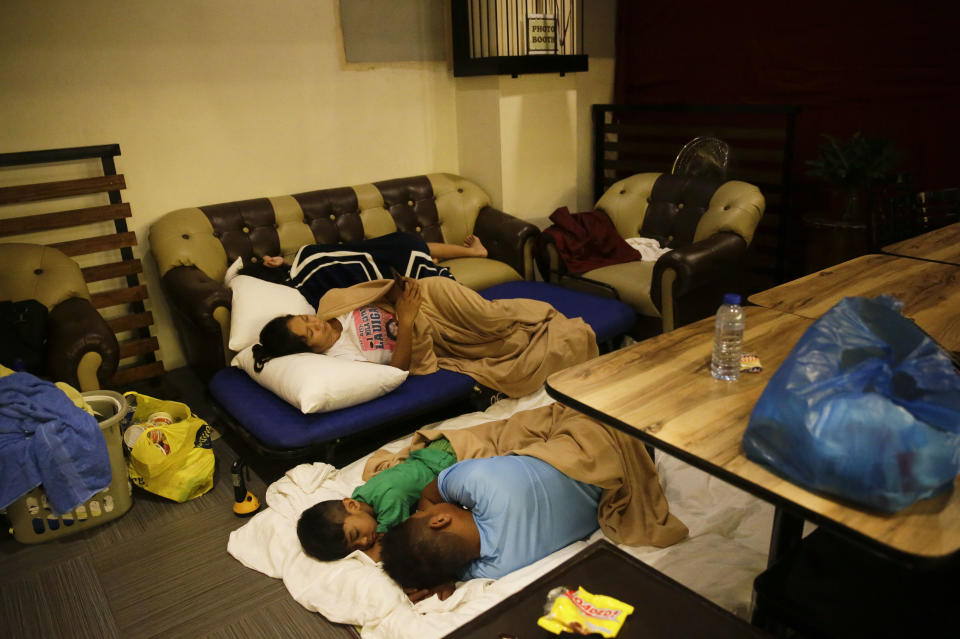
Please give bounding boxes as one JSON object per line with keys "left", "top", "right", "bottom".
{"left": 723, "top": 293, "right": 742, "bottom": 305}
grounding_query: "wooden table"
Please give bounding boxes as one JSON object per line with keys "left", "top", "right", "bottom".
{"left": 882, "top": 222, "right": 960, "bottom": 265}
{"left": 446, "top": 540, "right": 767, "bottom": 639}
{"left": 748, "top": 253, "right": 960, "bottom": 351}
{"left": 545, "top": 306, "right": 960, "bottom": 565}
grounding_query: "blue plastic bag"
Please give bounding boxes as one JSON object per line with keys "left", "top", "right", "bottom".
{"left": 743, "top": 296, "right": 960, "bottom": 512}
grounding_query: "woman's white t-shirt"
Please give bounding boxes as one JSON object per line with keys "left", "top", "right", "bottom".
{"left": 324, "top": 306, "right": 398, "bottom": 365}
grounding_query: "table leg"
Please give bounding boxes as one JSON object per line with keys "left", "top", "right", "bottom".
{"left": 752, "top": 508, "right": 806, "bottom": 630}
{"left": 767, "top": 507, "right": 803, "bottom": 567}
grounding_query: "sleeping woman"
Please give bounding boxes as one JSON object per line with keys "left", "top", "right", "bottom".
{"left": 252, "top": 275, "right": 598, "bottom": 398}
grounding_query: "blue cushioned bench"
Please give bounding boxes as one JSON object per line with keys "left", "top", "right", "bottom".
{"left": 208, "top": 282, "right": 635, "bottom": 460}
{"left": 478, "top": 281, "right": 635, "bottom": 348}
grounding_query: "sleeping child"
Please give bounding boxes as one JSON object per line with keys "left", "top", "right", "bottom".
{"left": 296, "top": 438, "right": 457, "bottom": 562}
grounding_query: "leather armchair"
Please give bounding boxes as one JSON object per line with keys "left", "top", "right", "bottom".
{"left": 0, "top": 243, "right": 119, "bottom": 390}
{"left": 535, "top": 173, "right": 765, "bottom": 333}
{"left": 150, "top": 173, "right": 539, "bottom": 378}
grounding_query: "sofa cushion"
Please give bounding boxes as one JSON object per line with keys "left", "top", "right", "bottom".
{"left": 582, "top": 261, "right": 659, "bottom": 318}
{"left": 442, "top": 257, "right": 522, "bottom": 291}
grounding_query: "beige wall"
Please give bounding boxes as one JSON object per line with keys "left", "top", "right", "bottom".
{"left": 0, "top": 0, "right": 615, "bottom": 371}
{"left": 0, "top": 0, "right": 460, "bottom": 370}
{"left": 455, "top": 58, "right": 615, "bottom": 228}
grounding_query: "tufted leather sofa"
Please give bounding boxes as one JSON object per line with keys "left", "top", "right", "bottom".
{"left": 535, "top": 172, "right": 765, "bottom": 333}
{"left": 150, "top": 173, "right": 539, "bottom": 379}
{"left": 0, "top": 243, "right": 119, "bottom": 390}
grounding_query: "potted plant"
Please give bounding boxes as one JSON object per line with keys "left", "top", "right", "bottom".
{"left": 805, "top": 132, "right": 900, "bottom": 222}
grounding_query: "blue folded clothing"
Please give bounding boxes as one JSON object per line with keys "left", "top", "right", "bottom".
{"left": 0, "top": 372, "right": 111, "bottom": 514}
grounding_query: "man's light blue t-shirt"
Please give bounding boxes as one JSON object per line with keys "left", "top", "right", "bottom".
{"left": 437, "top": 455, "right": 602, "bottom": 580}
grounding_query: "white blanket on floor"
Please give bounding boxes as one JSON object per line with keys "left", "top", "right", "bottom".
{"left": 227, "top": 390, "right": 774, "bottom": 638}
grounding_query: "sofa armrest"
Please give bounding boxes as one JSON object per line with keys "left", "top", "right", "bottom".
{"left": 652, "top": 232, "right": 747, "bottom": 299}
{"left": 473, "top": 206, "right": 540, "bottom": 280}
{"left": 162, "top": 265, "right": 233, "bottom": 377}
{"left": 47, "top": 297, "right": 119, "bottom": 389}
{"left": 533, "top": 230, "right": 565, "bottom": 283}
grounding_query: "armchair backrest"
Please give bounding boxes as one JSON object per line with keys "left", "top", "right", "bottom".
{"left": 595, "top": 173, "right": 765, "bottom": 248}
{"left": 151, "top": 173, "right": 491, "bottom": 281}
{"left": 0, "top": 243, "right": 91, "bottom": 309}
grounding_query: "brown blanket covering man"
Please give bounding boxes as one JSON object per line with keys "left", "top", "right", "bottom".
{"left": 364, "top": 403, "right": 688, "bottom": 548}
{"left": 314, "top": 277, "right": 598, "bottom": 398}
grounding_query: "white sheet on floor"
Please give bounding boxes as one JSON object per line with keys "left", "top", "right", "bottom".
{"left": 227, "top": 389, "right": 773, "bottom": 638}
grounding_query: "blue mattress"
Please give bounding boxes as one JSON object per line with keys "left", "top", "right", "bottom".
{"left": 479, "top": 281, "right": 635, "bottom": 343}
{"left": 209, "top": 366, "right": 475, "bottom": 451}
{"left": 211, "top": 282, "right": 635, "bottom": 452}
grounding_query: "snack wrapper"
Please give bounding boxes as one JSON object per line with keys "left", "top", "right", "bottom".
{"left": 537, "top": 586, "right": 634, "bottom": 637}
{"left": 740, "top": 353, "right": 762, "bottom": 373}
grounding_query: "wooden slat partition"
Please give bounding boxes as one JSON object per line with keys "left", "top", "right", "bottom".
{"left": 0, "top": 175, "right": 126, "bottom": 205}
{"left": 110, "top": 361, "right": 165, "bottom": 387}
{"left": 118, "top": 337, "right": 160, "bottom": 359}
{"left": 592, "top": 104, "right": 800, "bottom": 287}
{"left": 0, "top": 144, "right": 164, "bottom": 386}
{"left": 0, "top": 203, "right": 131, "bottom": 237}
{"left": 91, "top": 284, "right": 149, "bottom": 309}
{"left": 49, "top": 231, "right": 138, "bottom": 257}
{"left": 107, "top": 311, "right": 154, "bottom": 333}
{"left": 82, "top": 259, "right": 142, "bottom": 282}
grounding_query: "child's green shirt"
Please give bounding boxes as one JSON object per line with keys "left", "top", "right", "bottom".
{"left": 351, "top": 438, "right": 456, "bottom": 533}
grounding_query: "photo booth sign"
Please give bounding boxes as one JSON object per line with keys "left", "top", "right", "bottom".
{"left": 527, "top": 13, "right": 557, "bottom": 54}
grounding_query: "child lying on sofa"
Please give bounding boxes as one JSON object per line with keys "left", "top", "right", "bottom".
{"left": 297, "top": 438, "right": 456, "bottom": 562}
{"left": 252, "top": 274, "right": 599, "bottom": 398}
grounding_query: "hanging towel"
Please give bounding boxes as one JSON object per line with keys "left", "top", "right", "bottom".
{"left": 0, "top": 372, "right": 111, "bottom": 513}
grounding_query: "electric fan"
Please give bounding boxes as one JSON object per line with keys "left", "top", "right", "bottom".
{"left": 671, "top": 136, "right": 730, "bottom": 182}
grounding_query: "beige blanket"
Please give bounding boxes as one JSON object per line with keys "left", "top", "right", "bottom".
{"left": 315, "top": 277, "right": 598, "bottom": 397}
{"left": 363, "top": 403, "right": 689, "bottom": 548}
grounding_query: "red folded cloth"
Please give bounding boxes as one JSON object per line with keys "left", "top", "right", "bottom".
{"left": 545, "top": 207, "right": 642, "bottom": 273}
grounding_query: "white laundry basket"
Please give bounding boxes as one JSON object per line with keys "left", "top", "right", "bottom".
{"left": 5, "top": 390, "right": 133, "bottom": 543}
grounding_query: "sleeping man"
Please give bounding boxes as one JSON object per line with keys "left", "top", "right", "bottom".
{"left": 367, "top": 403, "right": 690, "bottom": 601}
{"left": 381, "top": 454, "right": 603, "bottom": 602}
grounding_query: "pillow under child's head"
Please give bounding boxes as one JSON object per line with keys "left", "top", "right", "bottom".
{"left": 228, "top": 275, "right": 315, "bottom": 352}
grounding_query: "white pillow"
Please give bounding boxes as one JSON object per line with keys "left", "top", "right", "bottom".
{"left": 228, "top": 275, "right": 316, "bottom": 352}
{"left": 223, "top": 257, "right": 244, "bottom": 285}
{"left": 231, "top": 347, "right": 408, "bottom": 414}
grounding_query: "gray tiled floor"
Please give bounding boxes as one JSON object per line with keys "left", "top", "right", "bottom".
{"left": 1, "top": 369, "right": 354, "bottom": 639}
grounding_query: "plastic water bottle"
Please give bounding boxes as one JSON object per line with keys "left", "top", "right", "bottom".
{"left": 711, "top": 293, "right": 745, "bottom": 381}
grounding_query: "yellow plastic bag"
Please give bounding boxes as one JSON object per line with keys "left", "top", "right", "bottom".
{"left": 123, "top": 392, "right": 215, "bottom": 503}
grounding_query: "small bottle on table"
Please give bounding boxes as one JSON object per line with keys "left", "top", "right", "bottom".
{"left": 711, "top": 293, "right": 745, "bottom": 381}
